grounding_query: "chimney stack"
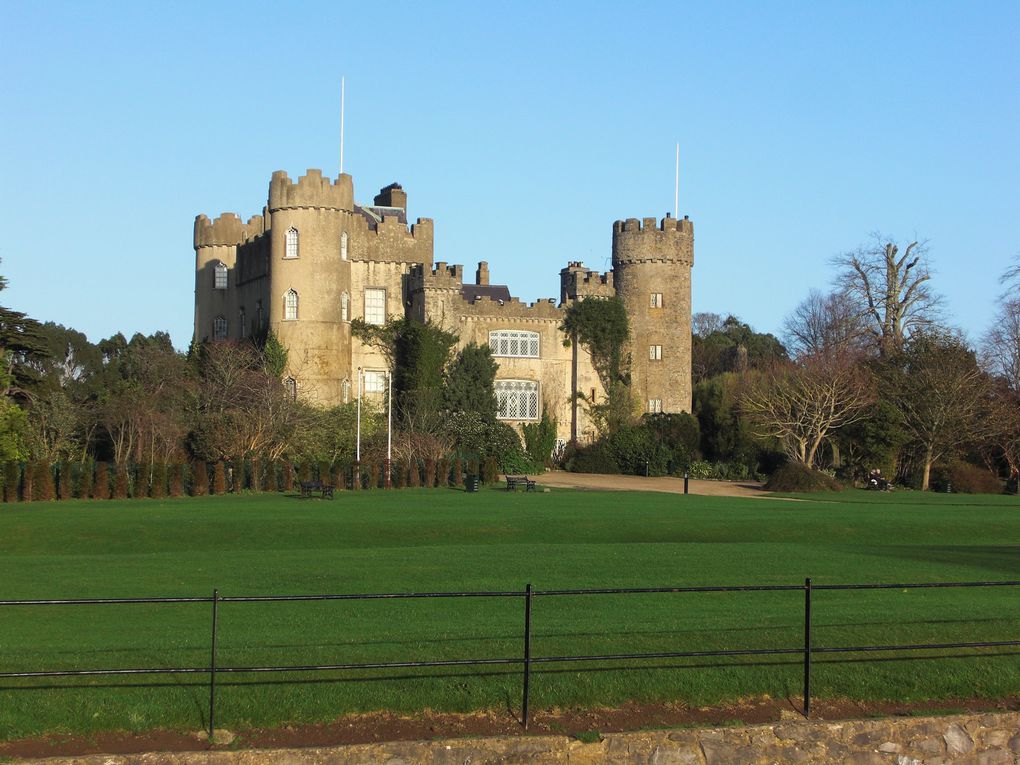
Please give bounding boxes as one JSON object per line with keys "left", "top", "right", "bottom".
{"left": 374, "top": 183, "right": 407, "bottom": 209}
{"left": 476, "top": 261, "right": 489, "bottom": 286}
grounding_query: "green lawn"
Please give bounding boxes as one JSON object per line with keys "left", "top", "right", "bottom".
{"left": 1, "top": 486, "right": 1019, "bottom": 739}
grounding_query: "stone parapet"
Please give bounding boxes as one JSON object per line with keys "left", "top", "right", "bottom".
{"left": 14, "top": 712, "right": 1020, "bottom": 764}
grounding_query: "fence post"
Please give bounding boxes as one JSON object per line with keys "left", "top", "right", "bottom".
{"left": 209, "top": 588, "right": 219, "bottom": 739}
{"left": 522, "top": 583, "right": 533, "bottom": 729}
{"left": 803, "top": 577, "right": 812, "bottom": 717}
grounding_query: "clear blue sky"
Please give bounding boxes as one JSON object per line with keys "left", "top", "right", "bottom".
{"left": 2, "top": 1, "right": 1017, "bottom": 350}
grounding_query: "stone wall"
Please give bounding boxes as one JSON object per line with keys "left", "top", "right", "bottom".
{"left": 20, "top": 712, "right": 1020, "bottom": 765}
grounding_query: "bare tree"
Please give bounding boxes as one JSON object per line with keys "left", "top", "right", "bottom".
{"left": 741, "top": 354, "right": 873, "bottom": 466}
{"left": 983, "top": 255, "right": 1020, "bottom": 393}
{"left": 832, "top": 236, "right": 941, "bottom": 356}
{"left": 783, "top": 290, "right": 870, "bottom": 359}
{"left": 692, "top": 312, "right": 724, "bottom": 338}
{"left": 884, "top": 330, "right": 991, "bottom": 490}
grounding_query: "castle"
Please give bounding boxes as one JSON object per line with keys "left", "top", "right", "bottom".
{"left": 193, "top": 169, "right": 694, "bottom": 446}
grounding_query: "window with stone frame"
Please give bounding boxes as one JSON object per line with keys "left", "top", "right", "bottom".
{"left": 212, "top": 315, "right": 228, "bottom": 341}
{"left": 284, "top": 377, "right": 297, "bottom": 400}
{"left": 340, "top": 231, "right": 349, "bottom": 261}
{"left": 489, "top": 330, "right": 540, "bottom": 358}
{"left": 341, "top": 291, "right": 350, "bottom": 322}
{"left": 649, "top": 344, "right": 662, "bottom": 360}
{"left": 364, "top": 288, "right": 386, "bottom": 325}
{"left": 214, "top": 261, "right": 228, "bottom": 290}
{"left": 284, "top": 227, "right": 299, "bottom": 259}
{"left": 647, "top": 398, "right": 662, "bottom": 414}
{"left": 284, "top": 289, "right": 299, "bottom": 320}
{"left": 650, "top": 292, "right": 663, "bottom": 308}
{"left": 363, "top": 369, "right": 387, "bottom": 393}
{"left": 341, "top": 378, "right": 351, "bottom": 403}
{"left": 495, "top": 379, "right": 540, "bottom": 421}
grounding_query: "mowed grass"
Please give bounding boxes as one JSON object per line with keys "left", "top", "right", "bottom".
{"left": 1, "top": 486, "right": 1019, "bottom": 739}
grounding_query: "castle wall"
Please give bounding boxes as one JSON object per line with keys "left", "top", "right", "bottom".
{"left": 613, "top": 216, "right": 694, "bottom": 414}
{"left": 194, "top": 168, "right": 694, "bottom": 446}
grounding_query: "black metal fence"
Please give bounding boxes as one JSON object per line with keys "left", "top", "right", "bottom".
{"left": 3, "top": 579, "right": 1020, "bottom": 737}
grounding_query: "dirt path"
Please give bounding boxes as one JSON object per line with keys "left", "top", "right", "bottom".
{"left": 536, "top": 470, "right": 769, "bottom": 498}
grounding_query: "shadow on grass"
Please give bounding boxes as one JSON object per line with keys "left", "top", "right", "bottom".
{"left": 861, "top": 545, "right": 1020, "bottom": 576}
{"left": 4, "top": 650, "right": 1019, "bottom": 693}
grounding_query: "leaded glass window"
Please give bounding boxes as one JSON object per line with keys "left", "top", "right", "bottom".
{"left": 488, "top": 330, "right": 540, "bottom": 358}
{"left": 495, "top": 379, "right": 539, "bottom": 421}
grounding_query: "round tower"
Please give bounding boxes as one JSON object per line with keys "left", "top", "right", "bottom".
{"left": 612, "top": 215, "right": 694, "bottom": 414}
{"left": 267, "top": 169, "right": 355, "bottom": 405}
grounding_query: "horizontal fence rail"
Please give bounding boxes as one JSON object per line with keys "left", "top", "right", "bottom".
{"left": 3, "top": 579, "right": 1020, "bottom": 736}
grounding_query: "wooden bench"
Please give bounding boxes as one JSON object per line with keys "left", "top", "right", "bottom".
{"left": 504, "top": 475, "right": 537, "bottom": 492}
{"left": 299, "top": 480, "right": 335, "bottom": 499}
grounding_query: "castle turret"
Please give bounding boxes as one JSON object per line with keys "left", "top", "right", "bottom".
{"left": 612, "top": 214, "right": 694, "bottom": 414}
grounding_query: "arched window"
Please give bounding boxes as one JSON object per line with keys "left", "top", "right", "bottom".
{"left": 284, "top": 289, "right": 298, "bottom": 320}
{"left": 284, "top": 227, "right": 299, "bottom": 259}
{"left": 341, "top": 291, "right": 350, "bottom": 322}
{"left": 212, "top": 315, "right": 228, "bottom": 341}
{"left": 239, "top": 307, "right": 246, "bottom": 338}
{"left": 284, "top": 377, "right": 297, "bottom": 400}
{"left": 489, "top": 330, "right": 540, "bottom": 358}
{"left": 214, "top": 261, "right": 228, "bottom": 290}
{"left": 341, "top": 378, "right": 351, "bottom": 403}
{"left": 494, "top": 379, "right": 539, "bottom": 421}
{"left": 340, "top": 231, "right": 349, "bottom": 261}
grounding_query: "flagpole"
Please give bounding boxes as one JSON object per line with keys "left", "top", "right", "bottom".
{"left": 385, "top": 369, "right": 393, "bottom": 488}
{"left": 339, "top": 77, "right": 345, "bottom": 175}
{"left": 674, "top": 143, "right": 679, "bottom": 219}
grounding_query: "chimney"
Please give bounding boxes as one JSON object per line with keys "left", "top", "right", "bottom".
{"left": 374, "top": 183, "right": 407, "bottom": 209}
{"left": 476, "top": 261, "right": 490, "bottom": 286}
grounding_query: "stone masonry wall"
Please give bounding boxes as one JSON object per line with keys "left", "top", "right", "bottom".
{"left": 18, "top": 713, "right": 1020, "bottom": 765}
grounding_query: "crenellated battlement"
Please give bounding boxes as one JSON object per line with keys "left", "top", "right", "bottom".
{"left": 409, "top": 262, "right": 463, "bottom": 289}
{"left": 613, "top": 215, "right": 693, "bottom": 235}
{"left": 268, "top": 169, "right": 354, "bottom": 212}
{"left": 559, "top": 261, "right": 614, "bottom": 302}
{"left": 194, "top": 212, "right": 266, "bottom": 248}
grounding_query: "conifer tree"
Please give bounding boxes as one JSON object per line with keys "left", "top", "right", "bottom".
{"left": 169, "top": 464, "right": 184, "bottom": 497}
{"left": 94, "top": 462, "right": 110, "bottom": 499}
{"left": 113, "top": 463, "right": 128, "bottom": 499}
{"left": 191, "top": 461, "right": 209, "bottom": 496}
{"left": 3, "top": 462, "right": 20, "bottom": 502}
{"left": 213, "top": 462, "right": 226, "bottom": 494}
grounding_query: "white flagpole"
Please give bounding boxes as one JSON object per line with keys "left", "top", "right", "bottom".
{"left": 674, "top": 143, "right": 679, "bottom": 219}
{"left": 385, "top": 369, "right": 393, "bottom": 488}
{"left": 339, "top": 77, "right": 345, "bottom": 175}
{"left": 355, "top": 367, "right": 362, "bottom": 462}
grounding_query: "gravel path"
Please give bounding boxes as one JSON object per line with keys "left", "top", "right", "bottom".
{"left": 536, "top": 470, "right": 769, "bottom": 498}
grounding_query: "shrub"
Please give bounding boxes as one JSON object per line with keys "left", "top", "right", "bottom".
{"left": 452, "top": 457, "right": 463, "bottom": 486}
{"left": 31, "top": 461, "right": 55, "bottom": 501}
{"left": 22, "top": 464, "right": 34, "bottom": 501}
{"left": 467, "top": 458, "right": 480, "bottom": 481}
{"left": 282, "top": 462, "right": 295, "bottom": 491}
{"left": 369, "top": 463, "right": 379, "bottom": 489}
{"left": 350, "top": 463, "right": 361, "bottom": 490}
{"left": 393, "top": 462, "right": 406, "bottom": 489}
{"left": 151, "top": 463, "right": 168, "bottom": 499}
{"left": 499, "top": 449, "right": 541, "bottom": 476}
{"left": 3, "top": 462, "right": 21, "bottom": 502}
{"left": 933, "top": 462, "right": 1003, "bottom": 494}
{"left": 765, "top": 462, "right": 842, "bottom": 493}
{"left": 437, "top": 458, "right": 450, "bottom": 487}
{"left": 408, "top": 461, "right": 421, "bottom": 487}
{"left": 94, "top": 462, "right": 111, "bottom": 499}
{"left": 169, "top": 464, "right": 184, "bottom": 497}
{"left": 482, "top": 457, "right": 499, "bottom": 484}
{"left": 191, "top": 461, "right": 209, "bottom": 496}
{"left": 298, "top": 462, "right": 312, "bottom": 483}
{"left": 113, "top": 464, "right": 129, "bottom": 499}
{"left": 212, "top": 462, "right": 226, "bottom": 495}
{"left": 568, "top": 443, "right": 621, "bottom": 474}
{"left": 522, "top": 408, "right": 558, "bottom": 467}
{"left": 132, "top": 465, "right": 148, "bottom": 498}
{"left": 77, "top": 461, "right": 93, "bottom": 499}
{"left": 58, "top": 463, "right": 73, "bottom": 500}
{"left": 423, "top": 458, "right": 437, "bottom": 488}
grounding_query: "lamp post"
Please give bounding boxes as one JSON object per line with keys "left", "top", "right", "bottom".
{"left": 384, "top": 369, "right": 393, "bottom": 488}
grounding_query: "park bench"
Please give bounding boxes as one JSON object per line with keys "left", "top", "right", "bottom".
{"left": 299, "top": 480, "right": 335, "bottom": 499}
{"left": 504, "top": 474, "right": 537, "bottom": 492}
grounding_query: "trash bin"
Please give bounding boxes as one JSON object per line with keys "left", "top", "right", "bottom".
{"left": 465, "top": 475, "right": 480, "bottom": 493}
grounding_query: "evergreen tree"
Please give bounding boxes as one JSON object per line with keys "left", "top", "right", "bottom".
{"left": 443, "top": 343, "right": 499, "bottom": 418}
{"left": 191, "top": 461, "right": 209, "bottom": 496}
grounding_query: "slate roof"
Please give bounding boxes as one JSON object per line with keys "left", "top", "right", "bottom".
{"left": 461, "top": 284, "right": 513, "bottom": 303}
{"left": 353, "top": 204, "right": 407, "bottom": 230}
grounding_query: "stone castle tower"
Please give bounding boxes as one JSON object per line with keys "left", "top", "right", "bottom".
{"left": 194, "top": 168, "right": 693, "bottom": 445}
{"left": 612, "top": 216, "right": 694, "bottom": 414}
